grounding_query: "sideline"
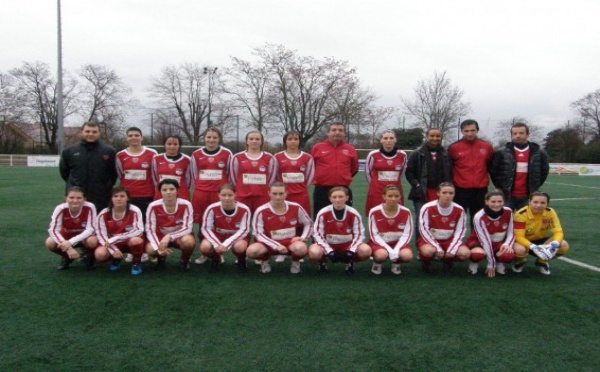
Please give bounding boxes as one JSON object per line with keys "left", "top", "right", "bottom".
{"left": 551, "top": 197, "right": 599, "bottom": 201}
{"left": 546, "top": 182, "right": 600, "bottom": 190}
{"left": 558, "top": 257, "right": 600, "bottom": 273}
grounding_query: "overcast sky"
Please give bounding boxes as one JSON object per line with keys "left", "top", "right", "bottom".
{"left": 1, "top": 0, "right": 599, "bottom": 139}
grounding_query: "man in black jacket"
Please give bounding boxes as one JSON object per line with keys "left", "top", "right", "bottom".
{"left": 490, "top": 122, "right": 549, "bottom": 211}
{"left": 59, "top": 122, "right": 118, "bottom": 211}
{"left": 405, "top": 128, "right": 453, "bottom": 237}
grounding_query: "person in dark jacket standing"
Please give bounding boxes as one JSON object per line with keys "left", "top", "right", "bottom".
{"left": 490, "top": 122, "right": 549, "bottom": 211}
{"left": 59, "top": 122, "right": 117, "bottom": 212}
{"left": 405, "top": 128, "right": 452, "bottom": 237}
{"left": 448, "top": 119, "right": 494, "bottom": 227}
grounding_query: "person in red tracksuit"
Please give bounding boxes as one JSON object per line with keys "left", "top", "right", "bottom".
{"left": 310, "top": 122, "right": 358, "bottom": 219}
{"left": 447, "top": 119, "right": 493, "bottom": 228}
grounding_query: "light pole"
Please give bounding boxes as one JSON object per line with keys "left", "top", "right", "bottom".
{"left": 56, "top": 0, "right": 64, "bottom": 154}
{"left": 203, "top": 66, "right": 218, "bottom": 127}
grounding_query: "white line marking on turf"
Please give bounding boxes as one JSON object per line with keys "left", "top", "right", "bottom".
{"left": 551, "top": 197, "right": 599, "bottom": 201}
{"left": 547, "top": 182, "right": 600, "bottom": 190}
{"left": 558, "top": 257, "right": 600, "bottom": 272}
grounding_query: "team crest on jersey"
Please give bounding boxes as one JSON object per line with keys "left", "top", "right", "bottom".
{"left": 218, "top": 161, "right": 225, "bottom": 168}
{"left": 125, "top": 226, "right": 133, "bottom": 231}
{"left": 168, "top": 163, "right": 175, "bottom": 169}
{"left": 442, "top": 217, "right": 448, "bottom": 223}
{"left": 132, "top": 158, "right": 139, "bottom": 163}
{"left": 300, "top": 166, "right": 306, "bottom": 171}
{"left": 81, "top": 222, "right": 87, "bottom": 227}
{"left": 449, "top": 221, "right": 456, "bottom": 227}
{"left": 290, "top": 218, "right": 297, "bottom": 225}
{"left": 176, "top": 219, "right": 184, "bottom": 224}
{"left": 342, "top": 149, "right": 349, "bottom": 155}
{"left": 142, "top": 162, "right": 149, "bottom": 168}
{"left": 502, "top": 223, "right": 508, "bottom": 229}
{"left": 252, "top": 161, "right": 258, "bottom": 167}
{"left": 399, "top": 223, "right": 406, "bottom": 229}
{"left": 259, "top": 166, "right": 266, "bottom": 172}
{"left": 176, "top": 169, "right": 183, "bottom": 175}
{"left": 395, "top": 165, "right": 402, "bottom": 170}
{"left": 346, "top": 228, "right": 352, "bottom": 233}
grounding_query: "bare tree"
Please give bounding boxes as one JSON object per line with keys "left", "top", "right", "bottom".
{"left": 78, "top": 64, "right": 138, "bottom": 142}
{"left": 570, "top": 89, "right": 600, "bottom": 139}
{"left": 10, "top": 61, "right": 78, "bottom": 152}
{"left": 149, "top": 63, "right": 226, "bottom": 145}
{"left": 401, "top": 70, "right": 470, "bottom": 137}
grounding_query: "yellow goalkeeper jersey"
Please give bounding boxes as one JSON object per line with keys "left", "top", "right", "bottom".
{"left": 514, "top": 206, "right": 564, "bottom": 247}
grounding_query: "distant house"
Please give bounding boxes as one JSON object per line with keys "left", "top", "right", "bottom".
{"left": 1, "top": 122, "right": 81, "bottom": 152}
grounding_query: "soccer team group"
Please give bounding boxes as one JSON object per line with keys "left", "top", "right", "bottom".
{"left": 47, "top": 120, "right": 569, "bottom": 277}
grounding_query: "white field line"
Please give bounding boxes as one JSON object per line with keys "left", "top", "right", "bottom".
{"left": 546, "top": 182, "right": 600, "bottom": 190}
{"left": 551, "top": 197, "right": 599, "bottom": 201}
{"left": 557, "top": 257, "right": 600, "bottom": 272}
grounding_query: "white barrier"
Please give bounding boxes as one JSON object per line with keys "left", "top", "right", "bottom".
{"left": 549, "top": 163, "right": 600, "bottom": 176}
{"left": 26, "top": 155, "right": 60, "bottom": 167}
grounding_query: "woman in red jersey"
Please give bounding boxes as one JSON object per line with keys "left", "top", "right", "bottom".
{"left": 308, "top": 187, "right": 371, "bottom": 274}
{"left": 364, "top": 130, "right": 408, "bottom": 215}
{"left": 45, "top": 187, "right": 98, "bottom": 270}
{"left": 94, "top": 187, "right": 145, "bottom": 275}
{"left": 466, "top": 189, "right": 515, "bottom": 278}
{"left": 417, "top": 182, "right": 470, "bottom": 273}
{"left": 152, "top": 135, "right": 192, "bottom": 201}
{"left": 145, "top": 179, "right": 196, "bottom": 271}
{"left": 368, "top": 185, "right": 413, "bottom": 275}
{"left": 229, "top": 130, "right": 276, "bottom": 213}
{"left": 199, "top": 184, "right": 251, "bottom": 272}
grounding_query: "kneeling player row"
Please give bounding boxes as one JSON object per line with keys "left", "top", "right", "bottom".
{"left": 46, "top": 180, "right": 569, "bottom": 276}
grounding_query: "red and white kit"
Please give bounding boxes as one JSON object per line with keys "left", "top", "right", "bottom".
{"left": 116, "top": 147, "right": 158, "bottom": 198}
{"left": 512, "top": 146, "right": 530, "bottom": 198}
{"left": 467, "top": 207, "right": 515, "bottom": 269}
{"left": 229, "top": 151, "right": 277, "bottom": 211}
{"left": 365, "top": 149, "right": 408, "bottom": 212}
{"left": 274, "top": 151, "right": 314, "bottom": 213}
{"left": 368, "top": 204, "right": 413, "bottom": 259}
{"left": 151, "top": 153, "right": 192, "bottom": 200}
{"left": 252, "top": 201, "right": 313, "bottom": 253}
{"left": 96, "top": 205, "right": 144, "bottom": 254}
{"left": 201, "top": 201, "right": 251, "bottom": 249}
{"left": 145, "top": 198, "right": 194, "bottom": 251}
{"left": 48, "top": 202, "right": 97, "bottom": 246}
{"left": 313, "top": 205, "right": 365, "bottom": 253}
{"left": 190, "top": 147, "right": 232, "bottom": 222}
{"left": 418, "top": 201, "right": 466, "bottom": 255}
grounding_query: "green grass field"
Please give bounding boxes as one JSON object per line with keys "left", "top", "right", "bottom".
{"left": 0, "top": 168, "right": 599, "bottom": 371}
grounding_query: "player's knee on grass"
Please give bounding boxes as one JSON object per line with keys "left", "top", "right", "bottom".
{"left": 456, "top": 246, "right": 470, "bottom": 261}
{"left": 356, "top": 244, "right": 372, "bottom": 261}
{"left": 399, "top": 247, "right": 413, "bottom": 263}
{"left": 179, "top": 235, "right": 196, "bottom": 251}
{"left": 199, "top": 240, "right": 213, "bottom": 255}
{"left": 418, "top": 244, "right": 437, "bottom": 259}
{"left": 372, "top": 248, "right": 389, "bottom": 263}
{"left": 45, "top": 237, "right": 59, "bottom": 251}
{"left": 513, "top": 243, "right": 528, "bottom": 259}
{"left": 308, "top": 244, "right": 323, "bottom": 261}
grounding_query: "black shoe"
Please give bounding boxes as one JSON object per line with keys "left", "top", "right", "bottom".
{"left": 345, "top": 262, "right": 355, "bottom": 275}
{"left": 154, "top": 257, "right": 166, "bottom": 271}
{"left": 236, "top": 257, "right": 248, "bottom": 272}
{"left": 318, "top": 263, "right": 328, "bottom": 274}
{"left": 57, "top": 257, "right": 73, "bottom": 270}
{"left": 442, "top": 260, "right": 454, "bottom": 273}
{"left": 83, "top": 254, "right": 96, "bottom": 270}
{"left": 210, "top": 258, "right": 221, "bottom": 272}
{"left": 421, "top": 261, "right": 433, "bottom": 273}
{"left": 179, "top": 261, "right": 191, "bottom": 272}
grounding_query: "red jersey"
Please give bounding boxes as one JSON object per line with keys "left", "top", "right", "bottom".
{"left": 310, "top": 140, "right": 358, "bottom": 187}
{"left": 151, "top": 153, "right": 192, "bottom": 200}
{"left": 116, "top": 147, "right": 158, "bottom": 198}
{"left": 365, "top": 149, "right": 408, "bottom": 212}
{"left": 448, "top": 138, "right": 493, "bottom": 188}
{"left": 313, "top": 205, "right": 365, "bottom": 253}
{"left": 274, "top": 151, "right": 314, "bottom": 195}
{"left": 190, "top": 146, "right": 232, "bottom": 192}
{"left": 468, "top": 207, "right": 514, "bottom": 269}
{"left": 96, "top": 205, "right": 144, "bottom": 253}
{"left": 201, "top": 201, "right": 251, "bottom": 249}
{"left": 229, "top": 151, "right": 277, "bottom": 198}
{"left": 418, "top": 201, "right": 466, "bottom": 255}
{"left": 146, "top": 198, "right": 194, "bottom": 251}
{"left": 48, "top": 202, "right": 97, "bottom": 245}
{"left": 512, "top": 146, "right": 530, "bottom": 197}
{"left": 368, "top": 204, "right": 413, "bottom": 257}
{"left": 252, "top": 201, "right": 313, "bottom": 250}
